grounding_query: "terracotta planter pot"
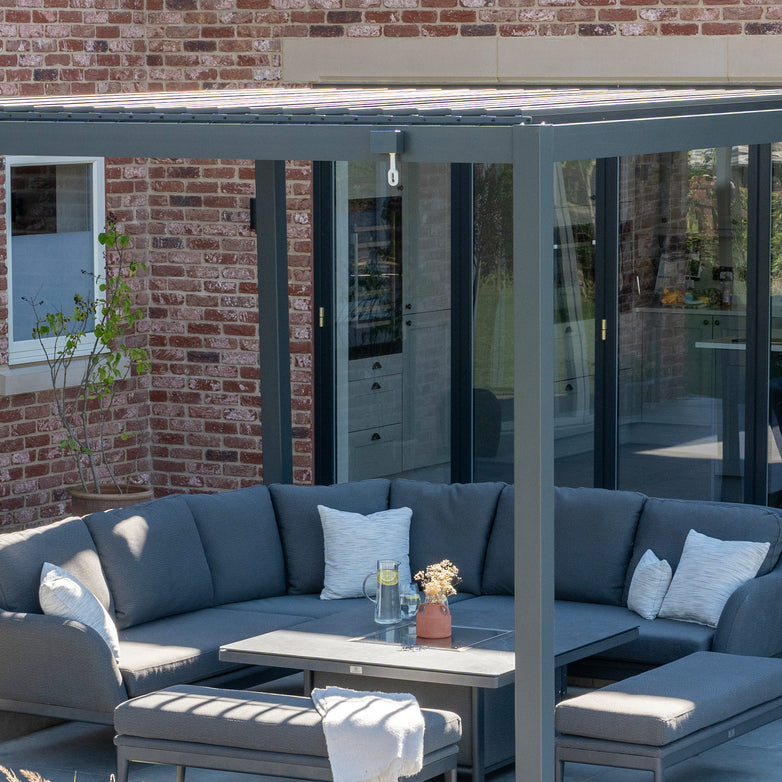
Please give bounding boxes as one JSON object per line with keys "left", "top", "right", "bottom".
{"left": 69, "top": 485, "right": 154, "bottom": 516}
{"left": 415, "top": 602, "right": 452, "bottom": 639}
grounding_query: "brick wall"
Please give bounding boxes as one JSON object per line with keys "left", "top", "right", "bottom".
{"left": 271, "top": 1, "right": 782, "bottom": 39}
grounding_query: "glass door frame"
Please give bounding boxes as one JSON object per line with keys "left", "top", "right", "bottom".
{"left": 313, "top": 161, "right": 475, "bottom": 486}
{"left": 598, "top": 146, "right": 775, "bottom": 505}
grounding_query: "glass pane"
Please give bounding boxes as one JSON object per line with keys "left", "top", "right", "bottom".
{"left": 553, "top": 160, "right": 597, "bottom": 487}
{"left": 473, "top": 163, "right": 513, "bottom": 482}
{"left": 618, "top": 148, "right": 748, "bottom": 501}
{"left": 768, "top": 145, "right": 782, "bottom": 507}
{"left": 11, "top": 163, "right": 94, "bottom": 343}
{"left": 335, "top": 162, "right": 451, "bottom": 483}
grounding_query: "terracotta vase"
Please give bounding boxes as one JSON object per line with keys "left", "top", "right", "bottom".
{"left": 415, "top": 601, "right": 452, "bottom": 639}
{"left": 69, "top": 485, "right": 154, "bottom": 517}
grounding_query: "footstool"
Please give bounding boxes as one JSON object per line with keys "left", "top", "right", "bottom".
{"left": 114, "top": 684, "right": 462, "bottom": 782}
{"left": 555, "top": 651, "right": 782, "bottom": 782}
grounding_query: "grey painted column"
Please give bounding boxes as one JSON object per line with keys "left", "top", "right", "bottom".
{"left": 512, "top": 125, "right": 555, "bottom": 781}
{"left": 255, "top": 160, "right": 293, "bottom": 485}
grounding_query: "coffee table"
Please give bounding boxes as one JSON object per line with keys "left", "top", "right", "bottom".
{"left": 220, "top": 599, "right": 638, "bottom": 782}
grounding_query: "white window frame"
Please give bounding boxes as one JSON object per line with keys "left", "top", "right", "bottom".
{"left": 6, "top": 155, "right": 106, "bottom": 366}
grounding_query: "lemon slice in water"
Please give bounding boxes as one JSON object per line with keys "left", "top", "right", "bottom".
{"left": 378, "top": 569, "right": 398, "bottom": 586}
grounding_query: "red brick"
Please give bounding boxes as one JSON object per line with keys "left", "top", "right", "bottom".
{"left": 660, "top": 21, "right": 698, "bottom": 33}
{"left": 578, "top": 21, "right": 615, "bottom": 33}
{"left": 702, "top": 21, "right": 741, "bottom": 33}
{"left": 746, "top": 21, "right": 782, "bottom": 33}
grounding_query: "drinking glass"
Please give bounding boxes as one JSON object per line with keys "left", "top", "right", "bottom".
{"left": 400, "top": 584, "right": 421, "bottom": 619}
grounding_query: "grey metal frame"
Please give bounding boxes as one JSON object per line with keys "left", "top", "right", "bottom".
{"left": 115, "top": 735, "right": 459, "bottom": 782}
{"left": 255, "top": 160, "right": 293, "bottom": 484}
{"left": 2, "top": 88, "right": 782, "bottom": 781}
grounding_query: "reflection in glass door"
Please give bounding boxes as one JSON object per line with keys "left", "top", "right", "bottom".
{"left": 334, "top": 162, "right": 451, "bottom": 483}
{"left": 552, "top": 160, "right": 597, "bottom": 487}
{"left": 767, "top": 145, "right": 782, "bottom": 507}
{"left": 471, "top": 161, "right": 598, "bottom": 486}
{"left": 617, "top": 148, "right": 748, "bottom": 501}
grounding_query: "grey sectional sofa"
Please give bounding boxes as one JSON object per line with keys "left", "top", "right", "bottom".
{"left": 0, "top": 479, "right": 781, "bottom": 723}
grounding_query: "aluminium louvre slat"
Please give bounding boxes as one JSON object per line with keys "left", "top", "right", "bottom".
{"left": 2, "top": 87, "right": 782, "bottom": 125}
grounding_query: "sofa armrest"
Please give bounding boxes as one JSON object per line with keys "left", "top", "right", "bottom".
{"left": 713, "top": 570, "right": 782, "bottom": 656}
{"left": 0, "top": 610, "right": 126, "bottom": 716}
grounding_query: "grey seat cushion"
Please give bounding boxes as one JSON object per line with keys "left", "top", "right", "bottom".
{"left": 624, "top": 497, "right": 782, "bottom": 603}
{"left": 556, "top": 487, "right": 646, "bottom": 606}
{"left": 221, "top": 594, "right": 365, "bottom": 619}
{"left": 556, "top": 651, "right": 782, "bottom": 747}
{"left": 269, "top": 479, "right": 391, "bottom": 595}
{"left": 84, "top": 496, "right": 214, "bottom": 630}
{"left": 114, "top": 685, "right": 462, "bottom": 756}
{"left": 0, "top": 516, "right": 113, "bottom": 614}
{"left": 561, "top": 602, "right": 714, "bottom": 666}
{"left": 184, "top": 485, "right": 287, "bottom": 604}
{"left": 390, "top": 479, "right": 504, "bottom": 596}
{"left": 117, "top": 607, "right": 309, "bottom": 697}
{"left": 481, "top": 484, "right": 513, "bottom": 595}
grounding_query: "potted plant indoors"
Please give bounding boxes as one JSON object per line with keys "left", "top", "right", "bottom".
{"left": 414, "top": 559, "right": 460, "bottom": 639}
{"left": 26, "top": 221, "right": 152, "bottom": 515}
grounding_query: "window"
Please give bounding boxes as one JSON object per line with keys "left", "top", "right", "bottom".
{"left": 7, "top": 156, "right": 105, "bottom": 364}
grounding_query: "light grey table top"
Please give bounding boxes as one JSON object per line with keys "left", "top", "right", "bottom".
{"left": 220, "top": 598, "right": 639, "bottom": 690}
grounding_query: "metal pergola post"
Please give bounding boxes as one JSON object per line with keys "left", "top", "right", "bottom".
{"left": 512, "top": 124, "right": 555, "bottom": 781}
{"left": 255, "top": 159, "right": 293, "bottom": 484}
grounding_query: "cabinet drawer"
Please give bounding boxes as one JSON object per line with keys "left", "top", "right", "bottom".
{"left": 349, "top": 424, "right": 402, "bottom": 480}
{"left": 348, "top": 374, "right": 402, "bottom": 431}
{"left": 348, "top": 354, "right": 404, "bottom": 381}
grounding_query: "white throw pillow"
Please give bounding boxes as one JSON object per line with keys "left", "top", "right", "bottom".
{"left": 658, "top": 530, "right": 770, "bottom": 628}
{"left": 318, "top": 505, "right": 413, "bottom": 600}
{"left": 627, "top": 549, "right": 673, "bottom": 621}
{"left": 39, "top": 562, "right": 120, "bottom": 661}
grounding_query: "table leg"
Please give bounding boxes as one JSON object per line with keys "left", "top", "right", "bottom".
{"left": 303, "top": 670, "right": 313, "bottom": 694}
{"left": 469, "top": 688, "right": 485, "bottom": 782}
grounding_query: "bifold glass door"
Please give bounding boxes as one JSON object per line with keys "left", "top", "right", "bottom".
{"left": 334, "top": 161, "right": 451, "bottom": 483}
{"left": 617, "top": 148, "right": 748, "bottom": 501}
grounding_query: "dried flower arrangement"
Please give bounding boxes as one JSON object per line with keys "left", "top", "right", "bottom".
{"left": 414, "top": 559, "right": 460, "bottom": 605}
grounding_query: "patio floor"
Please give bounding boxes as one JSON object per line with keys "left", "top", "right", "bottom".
{"left": 2, "top": 713, "right": 782, "bottom": 782}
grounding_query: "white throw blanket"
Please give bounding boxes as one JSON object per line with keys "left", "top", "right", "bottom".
{"left": 311, "top": 686, "right": 425, "bottom": 782}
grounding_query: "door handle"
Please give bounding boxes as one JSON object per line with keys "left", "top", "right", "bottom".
{"left": 372, "top": 361, "right": 382, "bottom": 370}
{"left": 371, "top": 382, "right": 381, "bottom": 390}
{"left": 371, "top": 432, "right": 381, "bottom": 441}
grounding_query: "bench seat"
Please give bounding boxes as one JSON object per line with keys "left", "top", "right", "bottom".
{"left": 555, "top": 651, "right": 782, "bottom": 781}
{"left": 115, "top": 684, "right": 462, "bottom": 782}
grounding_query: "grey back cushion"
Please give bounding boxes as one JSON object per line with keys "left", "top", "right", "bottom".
{"left": 390, "top": 478, "right": 505, "bottom": 596}
{"left": 269, "top": 479, "right": 391, "bottom": 595}
{"left": 556, "top": 487, "right": 646, "bottom": 606}
{"left": 0, "top": 517, "right": 112, "bottom": 614}
{"left": 624, "top": 497, "right": 782, "bottom": 603}
{"left": 481, "top": 484, "right": 514, "bottom": 595}
{"left": 184, "top": 485, "right": 286, "bottom": 604}
{"left": 84, "top": 496, "right": 214, "bottom": 629}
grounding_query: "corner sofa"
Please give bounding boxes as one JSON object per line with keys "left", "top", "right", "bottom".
{"left": 1, "top": 479, "right": 782, "bottom": 724}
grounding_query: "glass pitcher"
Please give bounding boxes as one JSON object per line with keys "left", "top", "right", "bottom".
{"left": 362, "top": 559, "right": 401, "bottom": 624}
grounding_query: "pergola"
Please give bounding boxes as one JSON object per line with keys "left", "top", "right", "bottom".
{"left": 5, "top": 85, "right": 782, "bottom": 780}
